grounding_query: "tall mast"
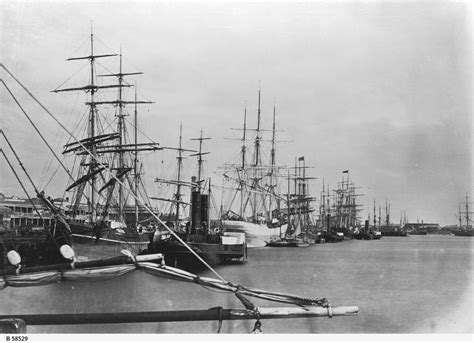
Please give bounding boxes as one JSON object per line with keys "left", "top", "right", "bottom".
{"left": 134, "top": 84, "right": 139, "bottom": 227}
{"left": 302, "top": 157, "right": 307, "bottom": 228}
{"left": 373, "top": 199, "right": 377, "bottom": 227}
{"left": 254, "top": 84, "right": 261, "bottom": 167}
{"left": 378, "top": 205, "right": 381, "bottom": 227}
{"left": 459, "top": 203, "right": 462, "bottom": 227}
{"left": 117, "top": 49, "right": 125, "bottom": 222}
{"left": 321, "top": 179, "right": 325, "bottom": 221}
{"left": 270, "top": 98, "right": 276, "bottom": 171}
{"left": 287, "top": 167, "right": 291, "bottom": 232}
{"left": 465, "top": 193, "right": 470, "bottom": 227}
{"left": 240, "top": 103, "right": 247, "bottom": 217}
{"left": 241, "top": 102, "right": 247, "bottom": 170}
{"left": 175, "top": 123, "right": 184, "bottom": 229}
{"left": 269, "top": 99, "right": 276, "bottom": 218}
{"left": 89, "top": 28, "right": 97, "bottom": 223}
{"left": 252, "top": 86, "right": 262, "bottom": 221}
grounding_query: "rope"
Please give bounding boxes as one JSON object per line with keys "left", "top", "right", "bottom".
{"left": 0, "top": 259, "right": 329, "bottom": 310}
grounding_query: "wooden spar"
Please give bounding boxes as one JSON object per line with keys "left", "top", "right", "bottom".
{"left": 52, "top": 84, "right": 130, "bottom": 93}
{"left": 0, "top": 306, "right": 358, "bottom": 326}
{"left": 66, "top": 53, "right": 117, "bottom": 61}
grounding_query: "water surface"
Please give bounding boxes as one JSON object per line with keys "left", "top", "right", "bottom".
{"left": 1, "top": 235, "right": 472, "bottom": 333}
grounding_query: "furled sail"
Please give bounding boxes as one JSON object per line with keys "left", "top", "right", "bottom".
{"left": 98, "top": 168, "right": 132, "bottom": 193}
{"left": 66, "top": 167, "right": 106, "bottom": 191}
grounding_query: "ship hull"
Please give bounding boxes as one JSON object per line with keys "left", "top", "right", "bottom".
{"left": 71, "top": 234, "right": 150, "bottom": 261}
{"left": 451, "top": 230, "right": 474, "bottom": 237}
{"left": 67, "top": 220, "right": 152, "bottom": 260}
{"left": 150, "top": 240, "right": 246, "bottom": 271}
{"left": 221, "top": 220, "right": 288, "bottom": 247}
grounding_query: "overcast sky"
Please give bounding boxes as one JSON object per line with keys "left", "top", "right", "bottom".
{"left": 0, "top": 1, "right": 471, "bottom": 225}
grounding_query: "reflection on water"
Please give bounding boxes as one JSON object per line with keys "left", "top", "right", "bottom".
{"left": 1, "top": 235, "right": 472, "bottom": 333}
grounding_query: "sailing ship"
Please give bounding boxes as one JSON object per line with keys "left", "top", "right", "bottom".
{"left": 219, "top": 90, "right": 289, "bottom": 247}
{"left": 451, "top": 193, "right": 473, "bottom": 236}
{"left": 266, "top": 156, "right": 317, "bottom": 247}
{"left": 316, "top": 171, "right": 360, "bottom": 242}
{"left": 52, "top": 32, "right": 161, "bottom": 258}
{"left": 331, "top": 170, "right": 363, "bottom": 239}
{"left": 150, "top": 129, "right": 246, "bottom": 269}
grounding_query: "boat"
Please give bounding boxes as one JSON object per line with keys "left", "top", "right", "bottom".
{"left": 266, "top": 156, "right": 317, "bottom": 247}
{"left": 316, "top": 171, "right": 363, "bottom": 241}
{"left": 150, "top": 130, "right": 247, "bottom": 270}
{"left": 220, "top": 92, "right": 288, "bottom": 247}
{"left": 353, "top": 221, "right": 374, "bottom": 240}
{"left": 450, "top": 194, "right": 474, "bottom": 236}
{"left": 51, "top": 33, "right": 163, "bottom": 257}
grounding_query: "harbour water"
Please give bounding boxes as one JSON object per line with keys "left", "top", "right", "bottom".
{"left": 1, "top": 235, "right": 472, "bottom": 334}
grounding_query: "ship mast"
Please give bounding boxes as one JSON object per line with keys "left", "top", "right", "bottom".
{"left": 117, "top": 49, "right": 125, "bottom": 222}
{"left": 53, "top": 28, "right": 119, "bottom": 223}
{"left": 89, "top": 30, "right": 97, "bottom": 223}
{"left": 134, "top": 85, "right": 139, "bottom": 227}
{"left": 373, "top": 199, "right": 377, "bottom": 228}
{"left": 240, "top": 104, "right": 247, "bottom": 217}
{"left": 269, "top": 99, "right": 277, "bottom": 218}
{"left": 252, "top": 85, "right": 262, "bottom": 220}
{"left": 175, "top": 123, "right": 184, "bottom": 230}
{"left": 465, "top": 193, "right": 470, "bottom": 228}
{"left": 459, "top": 203, "right": 462, "bottom": 227}
{"left": 190, "top": 130, "right": 211, "bottom": 192}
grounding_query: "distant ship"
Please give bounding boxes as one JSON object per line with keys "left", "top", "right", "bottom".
{"left": 451, "top": 193, "right": 473, "bottom": 237}
{"left": 266, "top": 156, "right": 317, "bottom": 247}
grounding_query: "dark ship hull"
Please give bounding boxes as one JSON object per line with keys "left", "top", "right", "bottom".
{"left": 150, "top": 233, "right": 246, "bottom": 271}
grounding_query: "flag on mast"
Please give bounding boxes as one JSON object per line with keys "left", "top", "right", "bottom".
{"left": 342, "top": 170, "right": 349, "bottom": 173}
{"left": 298, "top": 156, "right": 304, "bottom": 161}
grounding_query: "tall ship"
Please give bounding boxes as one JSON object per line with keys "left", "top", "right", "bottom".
{"left": 451, "top": 193, "right": 473, "bottom": 236}
{"left": 267, "top": 156, "right": 318, "bottom": 247}
{"left": 51, "top": 31, "right": 163, "bottom": 258}
{"left": 332, "top": 171, "right": 363, "bottom": 238}
{"left": 316, "top": 171, "right": 360, "bottom": 242}
{"left": 219, "top": 91, "right": 288, "bottom": 247}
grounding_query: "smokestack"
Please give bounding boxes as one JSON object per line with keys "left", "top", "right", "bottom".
{"left": 190, "top": 176, "right": 201, "bottom": 230}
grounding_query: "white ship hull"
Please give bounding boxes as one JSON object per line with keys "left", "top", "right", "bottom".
{"left": 221, "top": 220, "right": 288, "bottom": 247}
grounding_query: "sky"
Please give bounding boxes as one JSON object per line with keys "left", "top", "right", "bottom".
{"left": 0, "top": 1, "right": 471, "bottom": 226}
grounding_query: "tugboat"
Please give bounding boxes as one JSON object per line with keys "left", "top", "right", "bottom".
{"left": 353, "top": 220, "right": 374, "bottom": 240}
{"left": 151, "top": 176, "right": 247, "bottom": 269}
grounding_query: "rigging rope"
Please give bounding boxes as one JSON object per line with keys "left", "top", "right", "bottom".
{"left": 0, "top": 254, "right": 329, "bottom": 309}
